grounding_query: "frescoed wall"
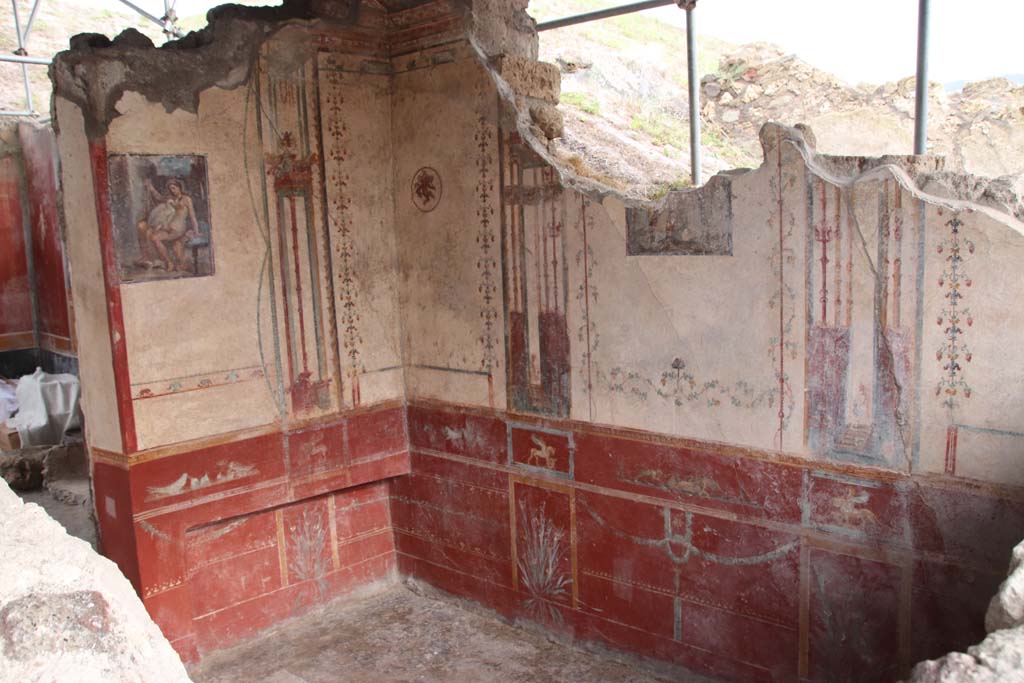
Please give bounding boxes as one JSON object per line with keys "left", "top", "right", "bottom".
{"left": 53, "top": 0, "right": 1024, "bottom": 679}
{"left": 0, "top": 125, "right": 74, "bottom": 374}
{"left": 0, "top": 154, "right": 33, "bottom": 354}
{"left": 19, "top": 124, "right": 74, "bottom": 361}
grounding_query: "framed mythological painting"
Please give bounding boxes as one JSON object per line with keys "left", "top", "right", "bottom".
{"left": 107, "top": 154, "right": 214, "bottom": 283}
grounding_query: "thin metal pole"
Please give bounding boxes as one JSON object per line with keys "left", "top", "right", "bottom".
{"left": 913, "top": 0, "right": 930, "bottom": 155}
{"left": 684, "top": 1, "right": 700, "bottom": 184}
{"left": 161, "top": 0, "right": 176, "bottom": 38}
{"left": 22, "top": 0, "right": 43, "bottom": 43}
{"left": 115, "top": 0, "right": 184, "bottom": 37}
{"left": 10, "top": 0, "right": 33, "bottom": 113}
{"left": 0, "top": 53, "right": 50, "bottom": 65}
{"left": 537, "top": 0, "right": 675, "bottom": 31}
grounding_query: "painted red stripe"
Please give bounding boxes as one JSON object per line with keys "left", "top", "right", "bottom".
{"left": 944, "top": 425, "right": 958, "bottom": 475}
{"left": 89, "top": 139, "right": 137, "bottom": 453}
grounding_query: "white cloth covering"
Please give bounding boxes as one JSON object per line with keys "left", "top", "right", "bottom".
{"left": 6, "top": 368, "right": 80, "bottom": 447}
{"left": 0, "top": 380, "right": 16, "bottom": 423}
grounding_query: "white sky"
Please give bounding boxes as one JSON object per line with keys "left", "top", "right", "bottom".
{"left": 157, "top": 0, "right": 1022, "bottom": 85}
{"left": 647, "top": 0, "right": 1024, "bottom": 85}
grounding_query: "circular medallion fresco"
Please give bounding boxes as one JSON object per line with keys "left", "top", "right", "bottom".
{"left": 411, "top": 167, "right": 442, "bottom": 212}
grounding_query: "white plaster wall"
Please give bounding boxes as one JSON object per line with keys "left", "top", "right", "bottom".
{"left": 107, "top": 90, "right": 278, "bottom": 449}
{"left": 54, "top": 97, "right": 123, "bottom": 454}
{"left": 393, "top": 49, "right": 506, "bottom": 410}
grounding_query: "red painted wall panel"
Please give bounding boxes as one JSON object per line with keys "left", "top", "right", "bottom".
{"left": 18, "top": 124, "right": 71, "bottom": 348}
{"left": 89, "top": 398, "right": 1024, "bottom": 678}
{"left": 0, "top": 155, "right": 32, "bottom": 345}
{"left": 92, "top": 402, "right": 407, "bottom": 661}
{"left": 395, "top": 401, "right": 1024, "bottom": 683}
{"left": 92, "top": 461, "right": 142, "bottom": 591}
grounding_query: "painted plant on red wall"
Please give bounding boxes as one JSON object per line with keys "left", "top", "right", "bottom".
{"left": 517, "top": 501, "right": 571, "bottom": 626}
{"left": 936, "top": 214, "right": 973, "bottom": 410}
{"left": 288, "top": 508, "right": 330, "bottom": 600}
{"left": 107, "top": 154, "right": 214, "bottom": 283}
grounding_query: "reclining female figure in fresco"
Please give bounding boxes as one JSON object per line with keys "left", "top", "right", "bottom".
{"left": 135, "top": 177, "right": 199, "bottom": 273}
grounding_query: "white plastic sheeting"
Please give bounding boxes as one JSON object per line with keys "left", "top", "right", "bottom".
{"left": 5, "top": 368, "right": 80, "bottom": 447}
{"left": 0, "top": 380, "right": 15, "bottom": 424}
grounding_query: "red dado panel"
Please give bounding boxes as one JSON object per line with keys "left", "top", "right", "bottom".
{"left": 91, "top": 399, "right": 1024, "bottom": 678}
{"left": 910, "top": 558, "right": 1002, "bottom": 665}
{"left": 396, "top": 401, "right": 1024, "bottom": 683}
{"left": 407, "top": 404, "right": 507, "bottom": 462}
{"left": 92, "top": 461, "right": 141, "bottom": 591}
{"left": 574, "top": 431, "right": 805, "bottom": 524}
{"left": 0, "top": 155, "right": 32, "bottom": 347}
{"left": 89, "top": 402, "right": 408, "bottom": 661}
{"left": 509, "top": 424, "right": 572, "bottom": 475}
{"left": 807, "top": 548, "right": 903, "bottom": 682}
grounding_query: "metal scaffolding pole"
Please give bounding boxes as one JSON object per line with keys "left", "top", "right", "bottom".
{"left": 21, "top": 0, "right": 42, "bottom": 43}
{"left": 683, "top": 1, "right": 700, "bottom": 184}
{"left": 537, "top": 0, "right": 675, "bottom": 32}
{"left": 115, "top": 0, "right": 184, "bottom": 38}
{"left": 10, "top": 0, "right": 33, "bottom": 114}
{"left": 0, "top": 52, "right": 49, "bottom": 65}
{"left": 913, "top": 0, "right": 930, "bottom": 155}
{"left": 536, "top": 0, "right": 702, "bottom": 184}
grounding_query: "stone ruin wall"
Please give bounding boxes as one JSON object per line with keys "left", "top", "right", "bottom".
{"left": 48, "top": 0, "right": 1024, "bottom": 680}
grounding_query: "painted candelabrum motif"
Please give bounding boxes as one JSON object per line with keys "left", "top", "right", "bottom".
{"left": 255, "top": 53, "right": 341, "bottom": 418}
{"left": 576, "top": 195, "right": 599, "bottom": 421}
{"left": 501, "top": 129, "right": 571, "bottom": 418}
{"left": 322, "top": 66, "right": 363, "bottom": 407}
{"left": 935, "top": 214, "right": 974, "bottom": 411}
{"left": 475, "top": 81, "right": 499, "bottom": 405}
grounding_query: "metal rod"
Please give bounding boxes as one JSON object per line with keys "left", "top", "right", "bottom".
{"left": 685, "top": 2, "right": 700, "bottom": 184}
{"left": 0, "top": 110, "right": 37, "bottom": 117}
{"left": 23, "top": 0, "right": 43, "bottom": 43}
{"left": 115, "top": 0, "right": 184, "bottom": 37}
{"left": 913, "top": 0, "right": 930, "bottom": 154}
{"left": 0, "top": 53, "right": 50, "bottom": 65}
{"left": 20, "top": 63, "right": 32, "bottom": 112}
{"left": 161, "top": 0, "right": 177, "bottom": 38}
{"left": 10, "top": 0, "right": 33, "bottom": 113}
{"left": 10, "top": 0, "right": 22, "bottom": 45}
{"left": 537, "top": 0, "right": 675, "bottom": 31}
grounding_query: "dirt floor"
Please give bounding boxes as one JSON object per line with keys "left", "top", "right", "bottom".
{"left": 18, "top": 486, "right": 96, "bottom": 549}
{"left": 190, "top": 582, "right": 720, "bottom": 683}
